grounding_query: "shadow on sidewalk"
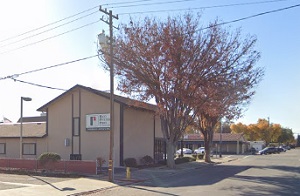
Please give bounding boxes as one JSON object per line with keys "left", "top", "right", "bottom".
{"left": 30, "top": 175, "right": 75, "bottom": 191}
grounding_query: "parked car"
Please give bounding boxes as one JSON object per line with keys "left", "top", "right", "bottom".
{"left": 250, "top": 147, "right": 257, "bottom": 155}
{"left": 290, "top": 144, "right": 296, "bottom": 149}
{"left": 194, "top": 147, "right": 205, "bottom": 154}
{"left": 258, "top": 147, "right": 280, "bottom": 155}
{"left": 176, "top": 148, "right": 192, "bottom": 154}
{"left": 283, "top": 145, "right": 291, "bottom": 150}
{"left": 278, "top": 146, "right": 286, "bottom": 152}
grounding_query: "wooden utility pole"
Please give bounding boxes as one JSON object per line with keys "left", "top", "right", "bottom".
{"left": 99, "top": 6, "right": 118, "bottom": 182}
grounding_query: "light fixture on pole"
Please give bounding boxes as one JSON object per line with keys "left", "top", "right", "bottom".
{"left": 99, "top": 6, "right": 118, "bottom": 183}
{"left": 219, "top": 118, "right": 223, "bottom": 158}
{"left": 20, "top": 96, "right": 32, "bottom": 159}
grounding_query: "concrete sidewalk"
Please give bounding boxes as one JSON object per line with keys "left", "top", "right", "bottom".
{"left": 0, "top": 178, "right": 115, "bottom": 196}
{"left": 0, "top": 155, "right": 237, "bottom": 196}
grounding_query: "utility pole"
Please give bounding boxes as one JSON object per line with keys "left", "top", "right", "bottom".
{"left": 99, "top": 6, "right": 118, "bottom": 183}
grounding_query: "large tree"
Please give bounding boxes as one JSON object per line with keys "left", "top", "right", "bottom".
{"left": 278, "top": 128, "right": 294, "bottom": 144}
{"left": 253, "top": 119, "right": 281, "bottom": 145}
{"left": 99, "top": 13, "right": 263, "bottom": 167}
{"left": 231, "top": 122, "right": 260, "bottom": 141}
{"left": 231, "top": 119, "right": 289, "bottom": 144}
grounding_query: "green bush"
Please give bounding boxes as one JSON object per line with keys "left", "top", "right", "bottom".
{"left": 192, "top": 154, "right": 204, "bottom": 160}
{"left": 124, "top": 158, "right": 138, "bottom": 168}
{"left": 140, "top": 155, "right": 154, "bottom": 165}
{"left": 157, "top": 159, "right": 167, "bottom": 165}
{"left": 38, "top": 152, "right": 61, "bottom": 166}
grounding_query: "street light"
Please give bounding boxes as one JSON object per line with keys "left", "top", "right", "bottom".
{"left": 20, "top": 96, "right": 32, "bottom": 159}
{"left": 219, "top": 118, "right": 223, "bottom": 158}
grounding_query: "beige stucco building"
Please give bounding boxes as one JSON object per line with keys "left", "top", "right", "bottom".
{"left": 37, "top": 84, "right": 163, "bottom": 167}
{"left": 0, "top": 122, "right": 47, "bottom": 159}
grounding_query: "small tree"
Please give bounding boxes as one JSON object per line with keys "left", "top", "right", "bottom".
{"left": 192, "top": 22, "right": 264, "bottom": 162}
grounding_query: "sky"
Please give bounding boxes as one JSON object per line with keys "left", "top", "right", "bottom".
{"left": 0, "top": 0, "right": 299, "bottom": 137}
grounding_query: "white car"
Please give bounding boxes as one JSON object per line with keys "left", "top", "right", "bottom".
{"left": 176, "top": 148, "right": 192, "bottom": 154}
{"left": 194, "top": 147, "right": 205, "bottom": 154}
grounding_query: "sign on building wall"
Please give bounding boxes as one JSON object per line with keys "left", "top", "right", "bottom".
{"left": 86, "top": 113, "right": 110, "bottom": 131}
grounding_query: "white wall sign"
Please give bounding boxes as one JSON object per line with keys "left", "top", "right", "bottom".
{"left": 86, "top": 113, "right": 110, "bottom": 131}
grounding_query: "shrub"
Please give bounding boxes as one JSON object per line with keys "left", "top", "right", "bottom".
{"left": 96, "top": 157, "right": 106, "bottom": 166}
{"left": 175, "top": 156, "right": 196, "bottom": 164}
{"left": 124, "top": 158, "right": 138, "bottom": 168}
{"left": 38, "top": 152, "right": 61, "bottom": 166}
{"left": 96, "top": 157, "right": 106, "bottom": 174}
{"left": 38, "top": 152, "right": 61, "bottom": 172}
{"left": 157, "top": 159, "right": 167, "bottom": 165}
{"left": 140, "top": 155, "right": 154, "bottom": 165}
{"left": 192, "top": 154, "right": 204, "bottom": 160}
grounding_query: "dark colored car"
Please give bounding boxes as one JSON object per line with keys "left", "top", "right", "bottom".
{"left": 290, "top": 144, "right": 296, "bottom": 149}
{"left": 258, "top": 147, "right": 280, "bottom": 155}
{"left": 250, "top": 147, "right": 257, "bottom": 155}
{"left": 277, "top": 147, "right": 286, "bottom": 152}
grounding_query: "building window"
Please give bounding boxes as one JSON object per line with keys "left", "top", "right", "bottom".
{"left": 23, "top": 143, "right": 36, "bottom": 155}
{"left": 0, "top": 143, "right": 6, "bottom": 154}
{"left": 73, "top": 117, "right": 80, "bottom": 136}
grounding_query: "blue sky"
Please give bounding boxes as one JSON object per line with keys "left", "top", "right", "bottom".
{"left": 0, "top": 0, "right": 299, "bottom": 137}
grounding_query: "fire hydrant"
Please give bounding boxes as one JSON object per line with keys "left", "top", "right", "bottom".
{"left": 126, "top": 167, "right": 131, "bottom": 179}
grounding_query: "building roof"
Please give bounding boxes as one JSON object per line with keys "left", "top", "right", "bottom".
{"left": 0, "top": 122, "right": 46, "bottom": 138}
{"left": 37, "top": 84, "right": 157, "bottom": 112}
{"left": 184, "top": 133, "right": 246, "bottom": 142}
{"left": 17, "top": 116, "right": 46, "bottom": 123}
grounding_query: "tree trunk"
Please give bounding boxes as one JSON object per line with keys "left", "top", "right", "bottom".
{"left": 202, "top": 128, "right": 213, "bottom": 163}
{"left": 166, "top": 140, "right": 176, "bottom": 168}
{"left": 204, "top": 137, "right": 212, "bottom": 162}
{"left": 160, "top": 115, "right": 176, "bottom": 168}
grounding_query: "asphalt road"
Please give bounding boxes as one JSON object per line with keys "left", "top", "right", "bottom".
{"left": 90, "top": 148, "right": 300, "bottom": 196}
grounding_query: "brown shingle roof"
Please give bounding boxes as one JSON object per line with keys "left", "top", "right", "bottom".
{"left": 185, "top": 133, "right": 246, "bottom": 142}
{"left": 17, "top": 116, "right": 46, "bottom": 123}
{"left": 0, "top": 122, "right": 46, "bottom": 138}
{"left": 37, "top": 84, "right": 157, "bottom": 112}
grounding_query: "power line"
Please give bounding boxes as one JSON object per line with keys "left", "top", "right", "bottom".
{"left": 0, "top": 5, "right": 99, "bottom": 44}
{"left": 118, "top": 0, "right": 293, "bottom": 15}
{"left": 0, "top": 20, "right": 100, "bottom": 55}
{"left": 12, "top": 78, "right": 67, "bottom": 91}
{"left": 0, "top": 0, "right": 291, "bottom": 54}
{"left": 0, "top": 10, "right": 99, "bottom": 49}
{"left": 0, "top": 0, "right": 290, "bottom": 45}
{"left": 0, "top": 1, "right": 149, "bottom": 44}
{"left": 103, "top": 0, "right": 157, "bottom": 6}
{"left": 0, "top": 0, "right": 156, "bottom": 45}
{"left": 111, "top": 3, "right": 300, "bottom": 55}
{"left": 111, "top": 0, "right": 292, "bottom": 9}
{"left": 108, "top": 0, "right": 197, "bottom": 8}
{"left": 0, "top": 54, "right": 98, "bottom": 80}
{"left": 199, "top": 3, "right": 300, "bottom": 31}
{"left": 0, "top": 1, "right": 296, "bottom": 57}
